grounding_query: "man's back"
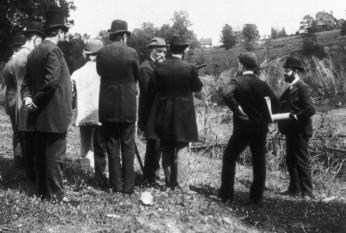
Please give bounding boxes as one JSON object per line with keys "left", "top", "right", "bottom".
{"left": 224, "top": 73, "right": 277, "bottom": 133}
{"left": 22, "top": 40, "right": 72, "bottom": 133}
{"left": 96, "top": 41, "right": 140, "bottom": 123}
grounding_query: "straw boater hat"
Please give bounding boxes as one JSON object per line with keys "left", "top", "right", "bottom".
{"left": 84, "top": 39, "right": 104, "bottom": 55}
{"left": 23, "top": 21, "right": 45, "bottom": 38}
{"left": 283, "top": 56, "right": 305, "bottom": 72}
{"left": 44, "top": 9, "right": 69, "bottom": 33}
{"left": 146, "top": 37, "right": 168, "bottom": 49}
{"left": 238, "top": 52, "right": 258, "bottom": 67}
{"left": 108, "top": 20, "right": 131, "bottom": 36}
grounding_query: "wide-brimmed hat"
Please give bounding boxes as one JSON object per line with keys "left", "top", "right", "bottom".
{"left": 23, "top": 21, "right": 45, "bottom": 38}
{"left": 11, "top": 33, "right": 25, "bottom": 47}
{"left": 84, "top": 39, "right": 104, "bottom": 55}
{"left": 283, "top": 56, "right": 305, "bottom": 72}
{"left": 44, "top": 9, "right": 69, "bottom": 32}
{"left": 146, "top": 37, "right": 168, "bottom": 49}
{"left": 108, "top": 20, "right": 131, "bottom": 36}
{"left": 169, "top": 35, "right": 189, "bottom": 48}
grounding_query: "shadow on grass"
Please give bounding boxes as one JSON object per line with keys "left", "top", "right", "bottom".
{"left": 191, "top": 183, "right": 346, "bottom": 233}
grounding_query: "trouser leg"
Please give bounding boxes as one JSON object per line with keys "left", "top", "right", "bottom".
{"left": 249, "top": 132, "right": 267, "bottom": 202}
{"left": 175, "top": 142, "right": 189, "bottom": 188}
{"left": 286, "top": 134, "right": 301, "bottom": 194}
{"left": 35, "top": 132, "right": 66, "bottom": 199}
{"left": 295, "top": 133, "right": 313, "bottom": 196}
{"left": 23, "top": 131, "right": 36, "bottom": 183}
{"left": 162, "top": 143, "right": 174, "bottom": 187}
{"left": 120, "top": 122, "right": 135, "bottom": 193}
{"left": 103, "top": 123, "right": 122, "bottom": 192}
{"left": 144, "top": 139, "right": 161, "bottom": 182}
{"left": 9, "top": 113, "right": 23, "bottom": 167}
{"left": 79, "top": 125, "right": 93, "bottom": 158}
{"left": 93, "top": 126, "right": 107, "bottom": 187}
{"left": 219, "top": 133, "right": 248, "bottom": 200}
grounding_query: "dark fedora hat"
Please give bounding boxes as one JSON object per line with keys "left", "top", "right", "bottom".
{"left": 23, "top": 21, "right": 45, "bottom": 38}
{"left": 146, "top": 37, "right": 168, "bottom": 49}
{"left": 283, "top": 56, "right": 305, "bottom": 72}
{"left": 44, "top": 9, "right": 69, "bottom": 32}
{"left": 108, "top": 19, "right": 131, "bottom": 36}
{"left": 11, "top": 33, "right": 25, "bottom": 47}
{"left": 169, "top": 35, "right": 189, "bottom": 48}
{"left": 84, "top": 39, "right": 104, "bottom": 55}
{"left": 239, "top": 52, "right": 258, "bottom": 67}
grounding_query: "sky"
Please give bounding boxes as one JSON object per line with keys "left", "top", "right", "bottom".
{"left": 69, "top": 0, "right": 346, "bottom": 45}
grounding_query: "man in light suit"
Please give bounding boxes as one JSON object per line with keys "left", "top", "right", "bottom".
{"left": 21, "top": 10, "right": 72, "bottom": 200}
{"left": 96, "top": 19, "right": 140, "bottom": 194}
{"left": 2, "top": 33, "right": 26, "bottom": 168}
{"left": 4, "top": 22, "right": 45, "bottom": 181}
{"left": 278, "top": 56, "right": 315, "bottom": 200}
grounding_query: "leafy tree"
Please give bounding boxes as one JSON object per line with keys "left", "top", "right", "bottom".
{"left": 242, "top": 24, "right": 259, "bottom": 51}
{"left": 271, "top": 28, "right": 278, "bottom": 39}
{"left": 341, "top": 21, "right": 346, "bottom": 36}
{"left": 220, "top": 24, "right": 236, "bottom": 49}
{"left": 0, "top": 0, "right": 75, "bottom": 62}
{"left": 59, "top": 33, "right": 86, "bottom": 74}
{"left": 128, "top": 22, "right": 159, "bottom": 62}
{"left": 278, "top": 27, "right": 287, "bottom": 37}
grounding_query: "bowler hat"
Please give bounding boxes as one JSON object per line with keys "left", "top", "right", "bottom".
{"left": 44, "top": 9, "right": 69, "bottom": 32}
{"left": 84, "top": 39, "right": 104, "bottom": 55}
{"left": 146, "top": 37, "right": 168, "bottom": 49}
{"left": 11, "top": 33, "right": 25, "bottom": 47}
{"left": 108, "top": 20, "right": 131, "bottom": 36}
{"left": 239, "top": 52, "right": 258, "bottom": 67}
{"left": 169, "top": 35, "right": 189, "bottom": 48}
{"left": 283, "top": 56, "right": 305, "bottom": 72}
{"left": 23, "top": 21, "right": 45, "bottom": 38}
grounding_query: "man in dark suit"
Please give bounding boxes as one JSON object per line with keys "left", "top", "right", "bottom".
{"left": 21, "top": 10, "right": 72, "bottom": 200}
{"left": 219, "top": 52, "right": 279, "bottom": 205}
{"left": 96, "top": 19, "right": 140, "bottom": 194}
{"left": 278, "top": 56, "right": 315, "bottom": 200}
{"left": 145, "top": 36, "right": 203, "bottom": 192}
{"left": 138, "top": 37, "right": 167, "bottom": 184}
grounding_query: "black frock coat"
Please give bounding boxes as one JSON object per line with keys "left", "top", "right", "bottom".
{"left": 145, "top": 57, "right": 203, "bottom": 142}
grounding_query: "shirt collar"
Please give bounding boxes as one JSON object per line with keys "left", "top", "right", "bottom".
{"left": 242, "top": 71, "right": 254, "bottom": 75}
{"left": 172, "top": 54, "right": 183, "bottom": 59}
{"left": 289, "top": 76, "right": 300, "bottom": 89}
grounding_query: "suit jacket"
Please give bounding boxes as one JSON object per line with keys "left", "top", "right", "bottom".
{"left": 145, "top": 57, "right": 203, "bottom": 142}
{"left": 21, "top": 40, "right": 72, "bottom": 133}
{"left": 223, "top": 72, "right": 279, "bottom": 134}
{"left": 138, "top": 58, "right": 156, "bottom": 131}
{"left": 278, "top": 79, "right": 315, "bottom": 137}
{"left": 96, "top": 41, "right": 140, "bottom": 123}
{"left": 3, "top": 56, "right": 16, "bottom": 116}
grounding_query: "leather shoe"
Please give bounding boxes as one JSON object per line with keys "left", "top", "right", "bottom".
{"left": 279, "top": 190, "right": 299, "bottom": 197}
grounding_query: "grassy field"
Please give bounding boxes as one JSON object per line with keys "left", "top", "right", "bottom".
{"left": 0, "top": 105, "right": 346, "bottom": 233}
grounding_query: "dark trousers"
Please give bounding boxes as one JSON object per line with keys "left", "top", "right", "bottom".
{"left": 102, "top": 122, "right": 135, "bottom": 193}
{"left": 220, "top": 131, "right": 267, "bottom": 202}
{"left": 34, "top": 132, "right": 67, "bottom": 199}
{"left": 143, "top": 139, "right": 161, "bottom": 182}
{"left": 22, "top": 132, "right": 36, "bottom": 182}
{"left": 285, "top": 132, "right": 313, "bottom": 196}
